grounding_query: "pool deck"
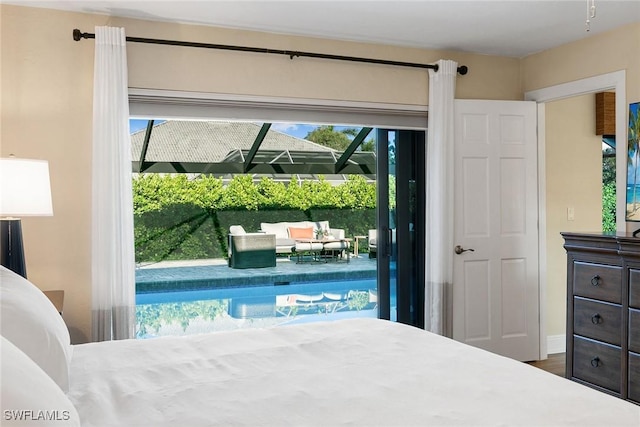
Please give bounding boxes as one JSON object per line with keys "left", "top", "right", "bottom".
{"left": 136, "top": 256, "right": 377, "bottom": 293}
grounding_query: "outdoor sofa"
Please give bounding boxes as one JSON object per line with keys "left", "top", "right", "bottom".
{"left": 260, "top": 221, "right": 347, "bottom": 255}
{"left": 228, "top": 222, "right": 350, "bottom": 266}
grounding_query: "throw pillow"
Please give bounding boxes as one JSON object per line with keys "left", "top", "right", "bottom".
{"left": 288, "top": 227, "right": 314, "bottom": 239}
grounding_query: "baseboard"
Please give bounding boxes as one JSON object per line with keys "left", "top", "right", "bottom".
{"left": 547, "top": 334, "right": 566, "bottom": 354}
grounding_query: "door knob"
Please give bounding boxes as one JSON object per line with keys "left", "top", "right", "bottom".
{"left": 454, "top": 245, "right": 475, "bottom": 255}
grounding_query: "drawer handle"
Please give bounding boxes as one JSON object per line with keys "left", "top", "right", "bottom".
{"left": 590, "top": 357, "right": 601, "bottom": 368}
{"left": 590, "top": 275, "right": 601, "bottom": 286}
{"left": 591, "top": 313, "right": 602, "bottom": 324}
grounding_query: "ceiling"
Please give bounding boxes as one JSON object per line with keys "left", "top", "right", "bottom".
{"left": 7, "top": 0, "right": 640, "bottom": 57}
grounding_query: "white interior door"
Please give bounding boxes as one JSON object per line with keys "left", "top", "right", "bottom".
{"left": 452, "top": 100, "right": 539, "bottom": 361}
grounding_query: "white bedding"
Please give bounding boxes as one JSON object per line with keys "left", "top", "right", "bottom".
{"left": 68, "top": 318, "right": 639, "bottom": 426}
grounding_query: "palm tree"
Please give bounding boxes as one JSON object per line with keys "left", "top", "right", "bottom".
{"left": 629, "top": 105, "right": 640, "bottom": 215}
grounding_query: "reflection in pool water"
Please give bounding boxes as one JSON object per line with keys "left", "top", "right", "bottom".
{"left": 136, "top": 279, "right": 379, "bottom": 338}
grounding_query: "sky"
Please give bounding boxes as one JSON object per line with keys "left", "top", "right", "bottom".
{"left": 269, "top": 122, "right": 318, "bottom": 139}
{"left": 129, "top": 119, "right": 152, "bottom": 133}
{"left": 130, "top": 119, "right": 365, "bottom": 140}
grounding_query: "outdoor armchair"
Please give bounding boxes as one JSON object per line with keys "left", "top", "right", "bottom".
{"left": 228, "top": 225, "right": 276, "bottom": 269}
{"left": 368, "top": 229, "right": 377, "bottom": 258}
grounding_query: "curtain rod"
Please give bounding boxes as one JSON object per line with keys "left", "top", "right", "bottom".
{"left": 72, "top": 29, "right": 468, "bottom": 75}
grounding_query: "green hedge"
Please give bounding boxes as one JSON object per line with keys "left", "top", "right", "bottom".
{"left": 602, "top": 181, "right": 616, "bottom": 232}
{"left": 133, "top": 175, "right": 378, "bottom": 262}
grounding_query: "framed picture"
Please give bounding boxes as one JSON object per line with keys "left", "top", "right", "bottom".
{"left": 626, "top": 102, "right": 640, "bottom": 221}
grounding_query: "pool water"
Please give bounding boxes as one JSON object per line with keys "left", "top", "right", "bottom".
{"left": 136, "top": 278, "right": 388, "bottom": 338}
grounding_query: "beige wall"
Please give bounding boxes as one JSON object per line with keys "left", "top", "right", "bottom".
{"left": 1, "top": 7, "right": 109, "bottom": 343}
{"left": 522, "top": 22, "right": 640, "bottom": 341}
{"left": 112, "top": 15, "right": 523, "bottom": 103}
{"left": 544, "top": 95, "right": 603, "bottom": 337}
{"left": 522, "top": 22, "right": 640, "bottom": 98}
{"left": 1, "top": 4, "right": 521, "bottom": 343}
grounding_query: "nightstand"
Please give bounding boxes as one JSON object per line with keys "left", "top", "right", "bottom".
{"left": 43, "top": 290, "right": 64, "bottom": 315}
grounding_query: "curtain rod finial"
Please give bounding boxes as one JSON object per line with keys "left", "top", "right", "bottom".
{"left": 73, "top": 29, "right": 82, "bottom": 41}
{"left": 457, "top": 65, "right": 468, "bottom": 75}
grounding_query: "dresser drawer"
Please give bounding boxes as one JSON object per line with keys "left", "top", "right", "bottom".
{"left": 630, "top": 270, "right": 640, "bottom": 309}
{"left": 574, "top": 297, "right": 621, "bottom": 345}
{"left": 630, "top": 309, "right": 640, "bottom": 353}
{"left": 573, "top": 336, "right": 621, "bottom": 393}
{"left": 630, "top": 352, "right": 640, "bottom": 404}
{"left": 573, "top": 262, "right": 621, "bottom": 303}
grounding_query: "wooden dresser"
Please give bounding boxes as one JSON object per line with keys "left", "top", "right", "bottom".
{"left": 562, "top": 232, "right": 640, "bottom": 404}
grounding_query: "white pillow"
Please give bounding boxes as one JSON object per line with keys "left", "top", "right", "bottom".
{"left": 0, "top": 266, "right": 72, "bottom": 392}
{"left": 1, "top": 336, "right": 80, "bottom": 426}
{"left": 229, "top": 225, "right": 246, "bottom": 235}
{"left": 260, "top": 222, "right": 289, "bottom": 239}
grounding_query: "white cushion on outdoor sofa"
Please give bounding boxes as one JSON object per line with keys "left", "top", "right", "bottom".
{"left": 260, "top": 222, "right": 300, "bottom": 253}
{"left": 229, "top": 225, "right": 247, "bottom": 235}
{"left": 260, "top": 222, "right": 294, "bottom": 240}
{"left": 322, "top": 240, "right": 350, "bottom": 250}
{"left": 295, "top": 241, "right": 324, "bottom": 252}
{"left": 368, "top": 229, "right": 377, "bottom": 249}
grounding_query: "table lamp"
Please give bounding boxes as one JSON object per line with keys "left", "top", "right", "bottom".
{"left": 0, "top": 157, "right": 53, "bottom": 278}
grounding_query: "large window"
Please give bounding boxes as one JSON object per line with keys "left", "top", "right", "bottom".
{"left": 129, "top": 92, "right": 427, "bottom": 338}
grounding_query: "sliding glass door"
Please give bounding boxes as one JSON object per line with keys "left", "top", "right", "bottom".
{"left": 129, "top": 113, "right": 425, "bottom": 337}
{"left": 376, "top": 129, "right": 425, "bottom": 327}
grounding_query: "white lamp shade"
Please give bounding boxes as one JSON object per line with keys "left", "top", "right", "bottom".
{"left": 0, "top": 158, "right": 53, "bottom": 217}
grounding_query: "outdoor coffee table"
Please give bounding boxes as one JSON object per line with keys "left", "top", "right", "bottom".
{"left": 294, "top": 238, "right": 352, "bottom": 264}
{"left": 293, "top": 239, "right": 324, "bottom": 263}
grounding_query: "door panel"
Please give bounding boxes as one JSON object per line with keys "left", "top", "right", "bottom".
{"left": 462, "top": 157, "right": 490, "bottom": 236}
{"left": 377, "top": 129, "right": 425, "bottom": 327}
{"left": 501, "top": 258, "right": 527, "bottom": 337}
{"left": 463, "top": 259, "right": 490, "bottom": 341}
{"left": 453, "top": 100, "right": 539, "bottom": 361}
{"left": 500, "top": 158, "right": 527, "bottom": 234}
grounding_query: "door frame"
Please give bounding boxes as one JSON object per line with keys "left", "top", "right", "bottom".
{"left": 525, "top": 70, "right": 627, "bottom": 358}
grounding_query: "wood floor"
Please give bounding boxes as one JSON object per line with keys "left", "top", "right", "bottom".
{"left": 526, "top": 353, "right": 565, "bottom": 377}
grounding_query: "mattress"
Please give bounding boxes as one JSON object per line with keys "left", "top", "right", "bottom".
{"left": 68, "top": 318, "right": 639, "bottom": 426}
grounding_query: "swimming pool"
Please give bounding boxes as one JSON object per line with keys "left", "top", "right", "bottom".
{"left": 135, "top": 278, "right": 393, "bottom": 338}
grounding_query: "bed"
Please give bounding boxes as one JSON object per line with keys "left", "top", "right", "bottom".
{"left": 2, "top": 266, "right": 639, "bottom": 426}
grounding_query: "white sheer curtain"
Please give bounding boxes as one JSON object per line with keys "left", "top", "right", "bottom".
{"left": 425, "top": 59, "right": 458, "bottom": 336}
{"left": 91, "top": 26, "right": 136, "bottom": 341}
